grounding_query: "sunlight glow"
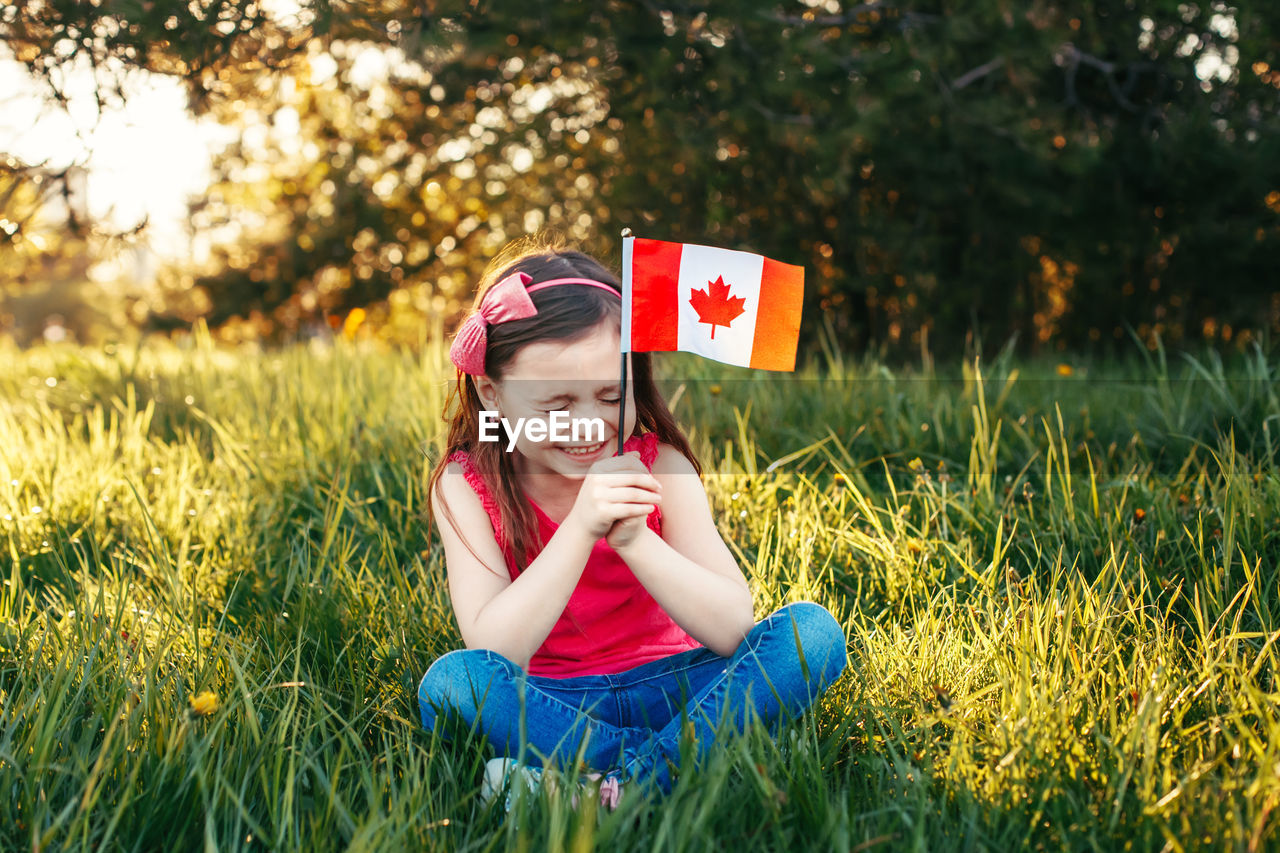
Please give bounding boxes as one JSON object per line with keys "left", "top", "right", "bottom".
{"left": 0, "top": 48, "right": 236, "bottom": 262}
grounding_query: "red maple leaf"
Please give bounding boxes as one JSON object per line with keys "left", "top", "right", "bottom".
{"left": 689, "top": 275, "right": 747, "bottom": 339}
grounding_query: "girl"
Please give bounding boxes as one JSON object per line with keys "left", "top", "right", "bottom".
{"left": 418, "top": 235, "right": 847, "bottom": 808}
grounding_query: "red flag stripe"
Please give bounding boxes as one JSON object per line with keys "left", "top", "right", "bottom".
{"left": 749, "top": 257, "right": 804, "bottom": 370}
{"left": 630, "top": 238, "right": 682, "bottom": 352}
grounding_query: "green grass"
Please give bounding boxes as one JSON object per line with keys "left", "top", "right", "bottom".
{"left": 2, "top": 327, "right": 1278, "bottom": 851}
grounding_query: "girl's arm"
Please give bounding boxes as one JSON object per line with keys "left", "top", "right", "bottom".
{"left": 433, "top": 455, "right": 661, "bottom": 668}
{"left": 433, "top": 462, "right": 597, "bottom": 668}
{"left": 610, "top": 444, "right": 756, "bottom": 656}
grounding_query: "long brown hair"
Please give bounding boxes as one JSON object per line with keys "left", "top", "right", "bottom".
{"left": 428, "top": 234, "right": 700, "bottom": 572}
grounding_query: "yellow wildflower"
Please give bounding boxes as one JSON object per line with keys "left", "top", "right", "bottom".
{"left": 342, "top": 307, "right": 366, "bottom": 340}
{"left": 190, "top": 691, "right": 220, "bottom": 716}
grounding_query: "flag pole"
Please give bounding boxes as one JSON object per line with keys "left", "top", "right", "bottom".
{"left": 618, "top": 349, "right": 627, "bottom": 457}
{"left": 618, "top": 227, "right": 634, "bottom": 456}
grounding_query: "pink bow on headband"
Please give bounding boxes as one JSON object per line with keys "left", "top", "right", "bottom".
{"left": 448, "top": 271, "right": 536, "bottom": 375}
{"left": 448, "top": 271, "right": 620, "bottom": 375}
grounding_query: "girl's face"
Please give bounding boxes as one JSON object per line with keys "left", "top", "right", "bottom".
{"left": 474, "top": 320, "right": 637, "bottom": 481}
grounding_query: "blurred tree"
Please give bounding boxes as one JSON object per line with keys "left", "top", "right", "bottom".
{"left": 0, "top": 161, "right": 129, "bottom": 344}
{"left": 180, "top": 32, "right": 622, "bottom": 341}
{"left": 589, "top": 0, "right": 1280, "bottom": 354}
{"left": 3, "top": 1, "right": 1278, "bottom": 354}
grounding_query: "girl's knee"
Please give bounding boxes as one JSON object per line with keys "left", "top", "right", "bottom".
{"left": 417, "top": 648, "right": 503, "bottom": 729}
{"left": 770, "top": 601, "right": 848, "bottom": 684}
{"left": 419, "top": 649, "right": 469, "bottom": 699}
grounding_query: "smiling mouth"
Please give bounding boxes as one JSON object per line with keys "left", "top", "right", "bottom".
{"left": 557, "top": 439, "right": 608, "bottom": 457}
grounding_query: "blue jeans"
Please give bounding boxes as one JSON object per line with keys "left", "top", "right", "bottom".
{"left": 417, "top": 601, "right": 847, "bottom": 793}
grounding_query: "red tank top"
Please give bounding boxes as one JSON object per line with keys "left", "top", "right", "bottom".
{"left": 449, "top": 432, "right": 702, "bottom": 677}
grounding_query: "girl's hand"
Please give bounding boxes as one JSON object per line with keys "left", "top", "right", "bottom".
{"left": 604, "top": 508, "right": 654, "bottom": 553}
{"left": 565, "top": 451, "right": 662, "bottom": 544}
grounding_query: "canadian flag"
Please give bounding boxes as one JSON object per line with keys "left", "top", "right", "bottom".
{"left": 621, "top": 236, "right": 804, "bottom": 371}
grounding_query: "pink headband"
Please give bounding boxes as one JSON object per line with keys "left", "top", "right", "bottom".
{"left": 448, "top": 271, "right": 620, "bottom": 375}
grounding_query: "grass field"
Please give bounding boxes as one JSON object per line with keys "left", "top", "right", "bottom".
{"left": 2, "top": 329, "right": 1278, "bottom": 851}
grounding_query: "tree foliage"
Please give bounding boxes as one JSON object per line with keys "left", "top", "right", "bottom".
{"left": 2, "top": 1, "right": 1278, "bottom": 354}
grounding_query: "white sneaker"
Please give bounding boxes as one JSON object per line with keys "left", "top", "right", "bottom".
{"left": 480, "top": 757, "right": 544, "bottom": 810}
{"left": 480, "top": 757, "right": 511, "bottom": 806}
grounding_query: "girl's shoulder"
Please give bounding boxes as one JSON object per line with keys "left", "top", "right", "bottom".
{"left": 443, "top": 449, "right": 482, "bottom": 487}
{"left": 626, "top": 432, "right": 698, "bottom": 475}
{"left": 648, "top": 438, "right": 699, "bottom": 477}
{"left": 438, "top": 451, "right": 503, "bottom": 536}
